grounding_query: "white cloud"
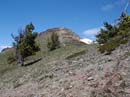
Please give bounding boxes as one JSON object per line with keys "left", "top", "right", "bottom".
{"left": 115, "top": 0, "right": 126, "bottom": 5}
{"left": 0, "top": 45, "right": 12, "bottom": 52}
{"left": 0, "top": 45, "right": 11, "bottom": 49}
{"left": 101, "top": 0, "right": 125, "bottom": 11}
{"left": 83, "top": 27, "right": 100, "bottom": 36}
{"left": 101, "top": 4, "right": 114, "bottom": 11}
{"left": 83, "top": 27, "right": 101, "bottom": 40}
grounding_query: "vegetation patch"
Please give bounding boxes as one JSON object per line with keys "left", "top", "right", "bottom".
{"left": 96, "top": 15, "right": 130, "bottom": 54}
{"left": 98, "top": 38, "right": 129, "bottom": 55}
{"left": 7, "top": 55, "right": 16, "bottom": 64}
{"left": 65, "top": 50, "right": 86, "bottom": 60}
{"left": 125, "top": 52, "right": 130, "bottom": 56}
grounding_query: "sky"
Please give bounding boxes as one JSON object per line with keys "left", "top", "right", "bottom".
{"left": 0, "top": 0, "right": 130, "bottom": 51}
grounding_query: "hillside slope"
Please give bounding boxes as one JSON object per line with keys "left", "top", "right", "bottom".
{"left": 0, "top": 44, "right": 89, "bottom": 97}
{"left": 0, "top": 42, "right": 130, "bottom": 97}
{"left": 0, "top": 28, "right": 130, "bottom": 97}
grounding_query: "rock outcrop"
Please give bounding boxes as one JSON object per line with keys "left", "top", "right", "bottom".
{"left": 40, "top": 27, "right": 80, "bottom": 43}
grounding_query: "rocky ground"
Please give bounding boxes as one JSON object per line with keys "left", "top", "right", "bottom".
{"left": 0, "top": 42, "right": 130, "bottom": 97}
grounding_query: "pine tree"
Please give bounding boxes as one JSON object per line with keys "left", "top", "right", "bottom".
{"left": 12, "top": 23, "right": 40, "bottom": 66}
{"left": 96, "top": 22, "right": 118, "bottom": 44}
{"left": 47, "top": 32, "right": 60, "bottom": 51}
{"left": 96, "top": 15, "right": 130, "bottom": 54}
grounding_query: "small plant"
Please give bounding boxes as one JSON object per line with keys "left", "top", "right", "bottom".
{"left": 65, "top": 50, "right": 86, "bottom": 59}
{"left": 125, "top": 52, "right": 130, "bottom": 56}
{"left": 120, "top": 38, "right": 128, "bottom": 44}
{"left": 7, "top": 55, "right": 16, "bottom": 64}
{"left": 98, "top": 41, "right": 119, "bottom": 55}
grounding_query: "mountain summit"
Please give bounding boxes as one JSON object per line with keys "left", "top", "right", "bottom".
{"left": 40, "top": 27, "right": 81, "bottom": 43}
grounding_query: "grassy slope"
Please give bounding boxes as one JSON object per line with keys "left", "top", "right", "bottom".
{"left": 0, "top": 34, "right": 88, "bottom": 89}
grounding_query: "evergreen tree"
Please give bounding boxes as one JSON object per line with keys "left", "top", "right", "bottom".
{"left": 96, "top": 22, "right": 117, "bottom": 44}
{"left": 12, "top": 23, "right": 40, "bottom": 66}
{"left": 47, "top": 32, "right": 60, "bottom": 51}
{"left": 96, "top": 15, "right": 130, "bottom": 54}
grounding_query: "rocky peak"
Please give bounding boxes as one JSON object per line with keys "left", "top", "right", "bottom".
{"left": 40, "top": 27, "right": 81, "bottom": 43}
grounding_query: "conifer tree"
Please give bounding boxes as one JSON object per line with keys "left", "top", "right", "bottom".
{"left": 47, "top": 32, "right": 60, "bottom": 51}
{"left": 96, "top": 15, "right": 130, "bottom": 54}
{"left": 12, "top": 23, "right": 40, "bottom": 66}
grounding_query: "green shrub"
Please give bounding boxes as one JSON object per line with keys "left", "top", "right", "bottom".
{"left": 120, "top": 38, "right": 128, "bottom": 44}
{"left": 65, "top": 50, "right": 86, "bottom": 59}
{"left": 98, "top": 41, "right": 119, "bottom": 55}
{"left": 125, "top": 52, "right": 130, "bottom": 56}
{"left": 7, "top": 55, "right": 16, "bottom": 64}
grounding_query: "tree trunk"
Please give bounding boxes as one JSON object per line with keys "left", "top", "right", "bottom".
{"left": 17, "top": 54, "right": 24, "bottom": 66}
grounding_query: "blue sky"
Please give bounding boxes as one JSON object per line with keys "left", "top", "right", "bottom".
{"left": 0, "top": 0, "right": 130, "bottom": 51}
